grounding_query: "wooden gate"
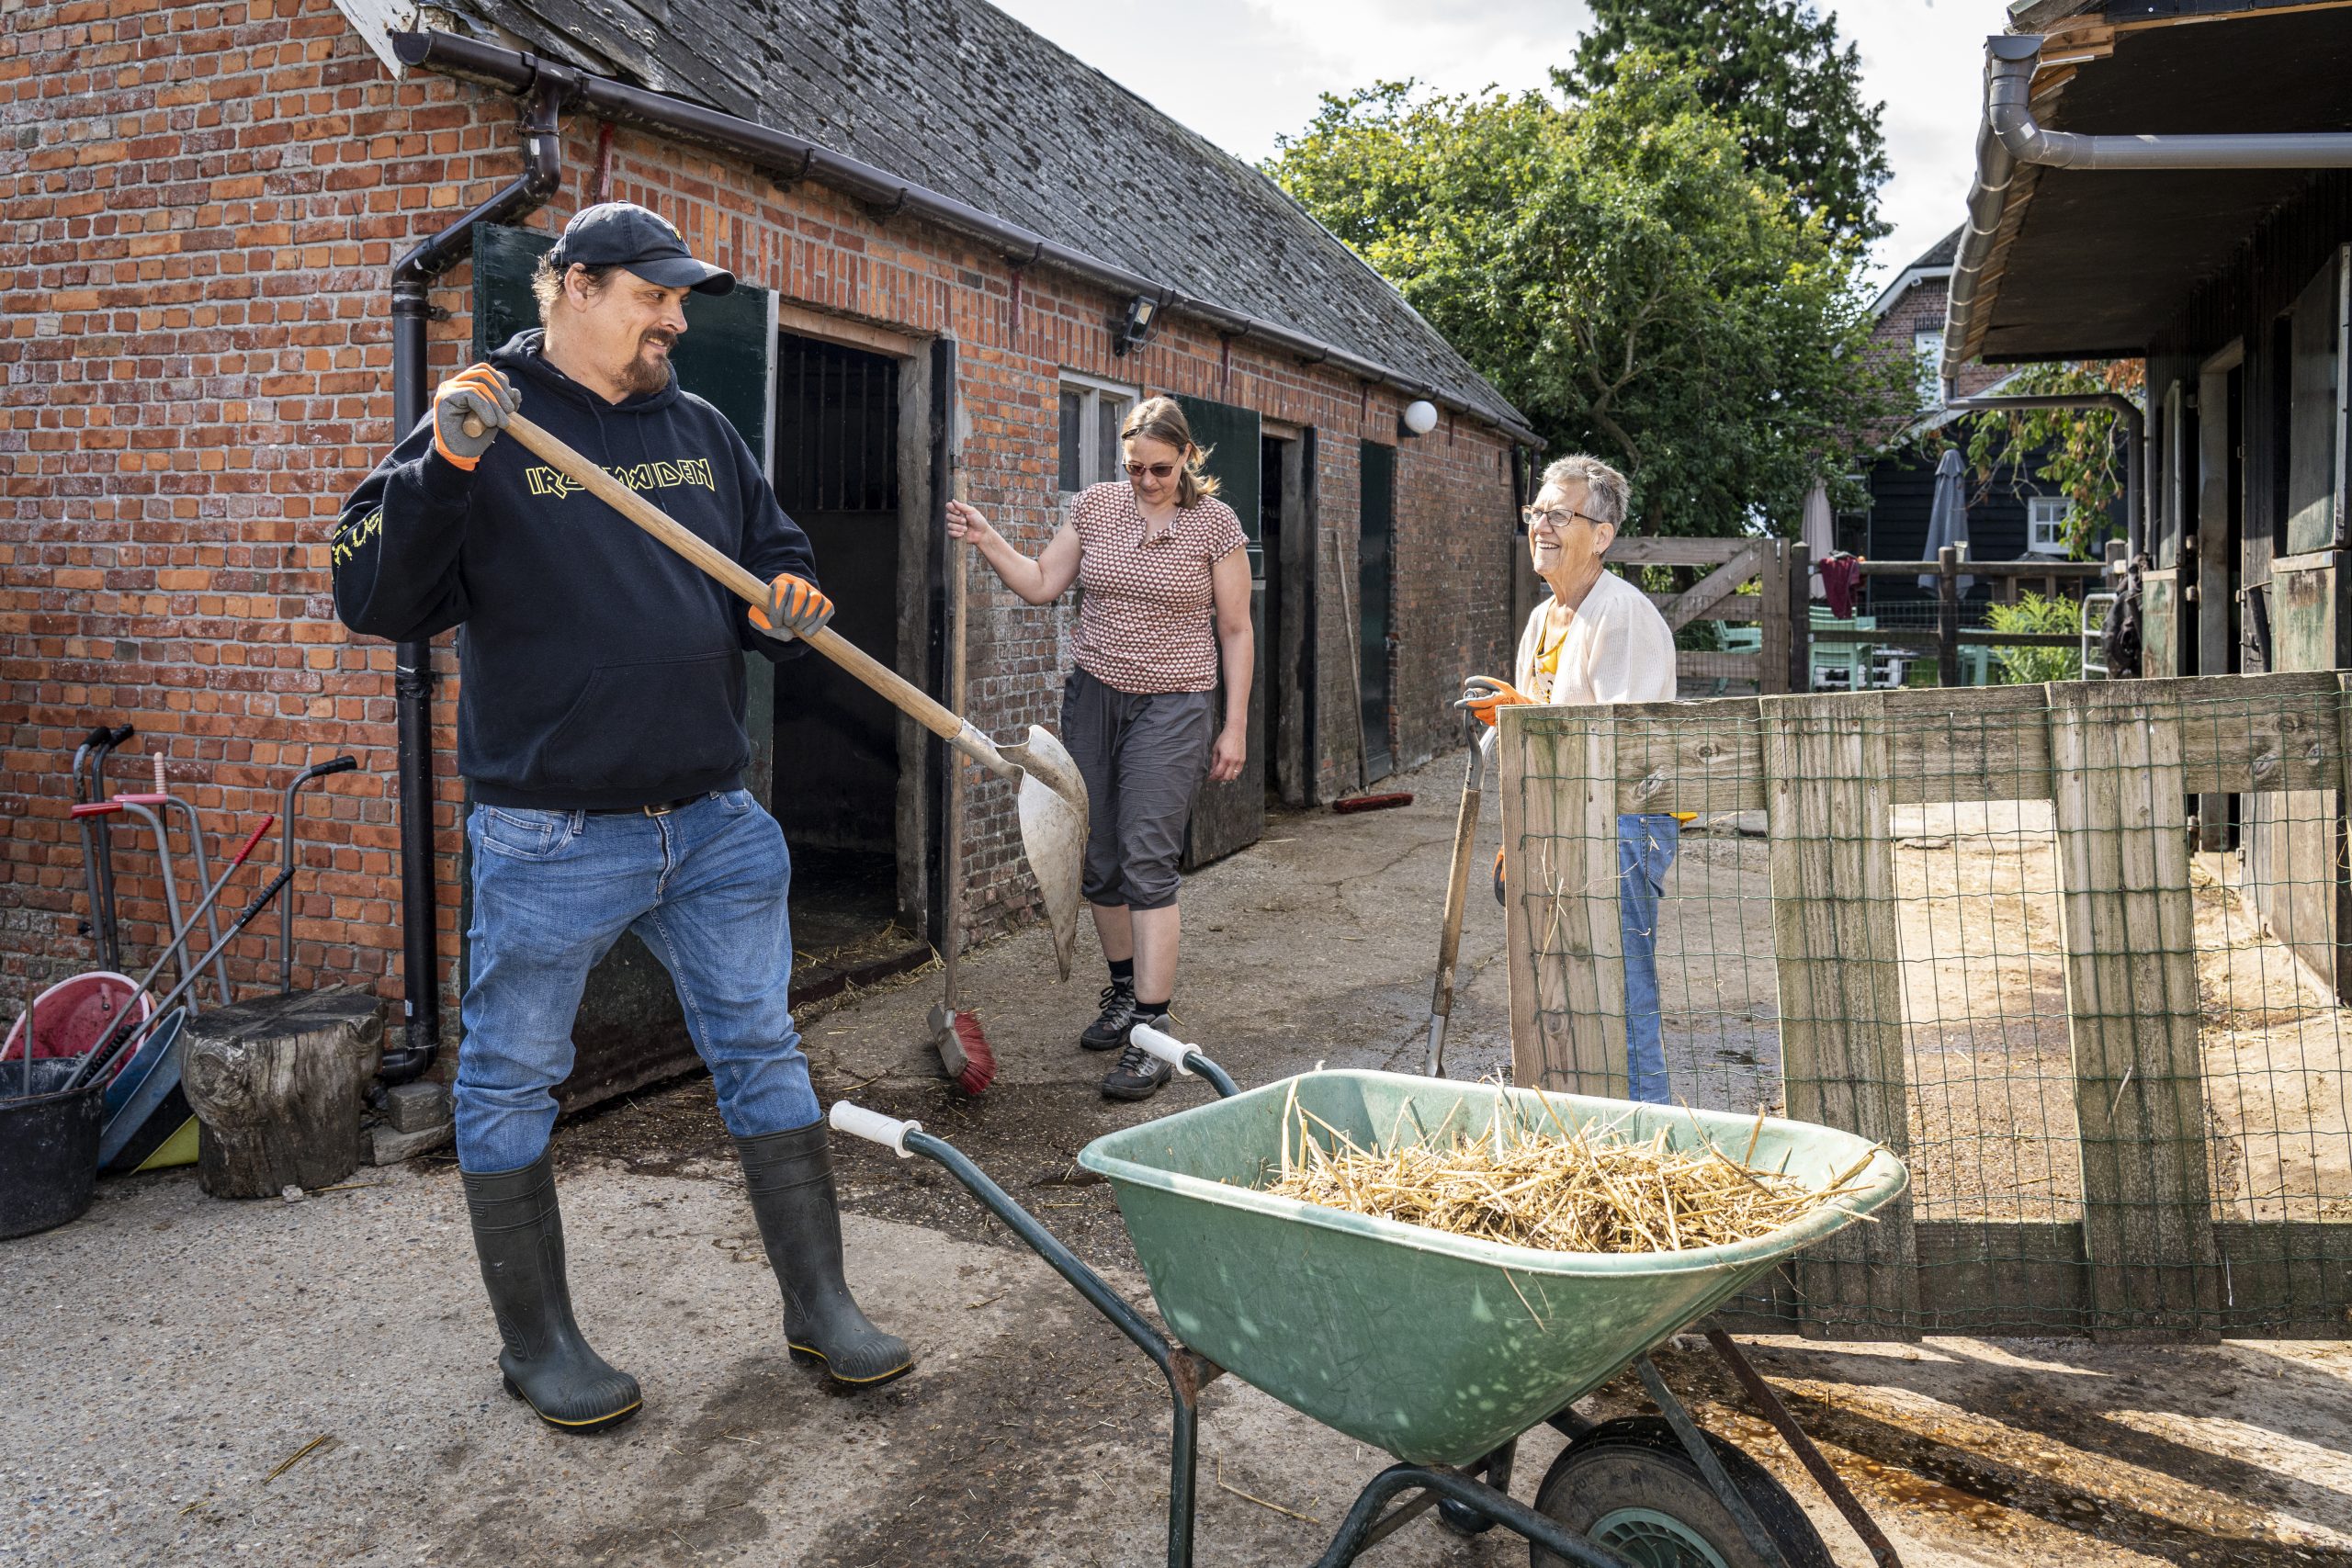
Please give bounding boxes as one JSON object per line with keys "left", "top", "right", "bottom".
{"left": 1607, "top": 536, "right": 1805, "bottom": 696}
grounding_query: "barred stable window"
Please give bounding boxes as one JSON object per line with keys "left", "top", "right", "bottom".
{"left": 2026, "top": 495, "right": 2070, "bottom": 556}
{"left": 1057, "top": 372, "right": 1136, "bottom": 493}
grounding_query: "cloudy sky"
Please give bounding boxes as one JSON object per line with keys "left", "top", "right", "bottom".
{"left": 989, "top": 0, "right": 2001, "bottom": 291}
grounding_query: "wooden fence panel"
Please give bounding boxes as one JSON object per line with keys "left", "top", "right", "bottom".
{"left": 1761, "top": 694, "right": 1923, "bottom": 1337}
{"left": 1500, "top": 708, "right": 1626, "bottom": 1095}
{"left": 2048, "top": 684, "right": 2221, "bottom": 1337}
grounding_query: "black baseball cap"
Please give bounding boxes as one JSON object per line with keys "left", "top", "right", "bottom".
{"left": 547, "top": 202, "right": 735, "bottom": 295}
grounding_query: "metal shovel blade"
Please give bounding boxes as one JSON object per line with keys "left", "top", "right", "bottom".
{"left": 1006, "top": 725, "right": 1088, "bottom": 980}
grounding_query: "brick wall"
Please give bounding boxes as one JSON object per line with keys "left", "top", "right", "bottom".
{"left": 0, "top": 0, "right": 1519, "bottom": 1038}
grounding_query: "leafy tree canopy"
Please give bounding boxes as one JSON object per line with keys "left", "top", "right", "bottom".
{"left": 1562, "top": 0, "right": 1890, "bottom": 244}
{"left": 1958, "top": 360, "right": 2144, "bottom": 559}
{"left": 1268, "top": 57, "right": 1907, "bottom": 536}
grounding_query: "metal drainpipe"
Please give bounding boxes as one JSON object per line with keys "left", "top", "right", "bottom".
{"left": 1949, "top": 33, "right": 2352, "bottom": 380}
{"left": 376, "top": 72, "right": 569, "bottom": 1087}
{"left": 1946, "top": 391, "right": 2144, "bottom": 559}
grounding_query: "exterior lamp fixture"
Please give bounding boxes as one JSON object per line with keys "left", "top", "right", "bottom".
{"left": 1113, "top": 294, "right": 1159, "bottom": 355}
{"left": 1399, "top": 399, "right": 1439, "bottom": 437}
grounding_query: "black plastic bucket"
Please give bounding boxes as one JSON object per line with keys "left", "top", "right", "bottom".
{"left": 0, "top": 1057, "right": 105, "bottom": 1239}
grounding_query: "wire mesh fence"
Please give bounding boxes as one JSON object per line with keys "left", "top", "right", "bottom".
{"left": 1498, "top": 671, "right": 2352, "bottom": 1339}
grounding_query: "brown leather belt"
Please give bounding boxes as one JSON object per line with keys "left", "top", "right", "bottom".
{"left": 584, "top": 792, "right": 711, "bottom": 818}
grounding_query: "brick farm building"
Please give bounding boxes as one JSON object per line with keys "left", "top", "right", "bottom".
{"left": 2, "top": 0, "right": 1536, "bottom": 1106}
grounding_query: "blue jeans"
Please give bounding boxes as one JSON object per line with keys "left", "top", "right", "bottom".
{"left": 456, "top": 789, "right": 820, "bottom": 1172}
{"left": 1618, "top": 814, "right": 1679, "bottom": 1104}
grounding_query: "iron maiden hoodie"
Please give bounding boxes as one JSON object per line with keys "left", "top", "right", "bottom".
{"left": 334, "top": 330, "right": 817, "bottom": 811}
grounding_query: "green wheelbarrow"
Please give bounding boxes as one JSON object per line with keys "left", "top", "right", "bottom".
{"left": 832, "top": 1032, "right": 1909, "bottom": 1568}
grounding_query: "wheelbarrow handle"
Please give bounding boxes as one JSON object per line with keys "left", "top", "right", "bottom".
{"left": 829, "top": 1101, "right": 922, "bottom": 1157}
{"left": 1128, "top": 1024, "right": 1240, "bottom": 1100}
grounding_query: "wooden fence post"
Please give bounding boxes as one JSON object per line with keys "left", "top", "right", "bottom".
{"left": 1761, "top": 691, "right": 1922, "bottom": 1337}
{"left": 1500, "top": 707, "right": 1627, "bottom": 1095}
{"left": 1937, "top": 546, "right": 1962, "bottom": 688}
{"left": 1758, "top": 540, "right": 1789, "bottom": 696}
{"left": 1787, "top": 540, "right": 1813, "bottom": 694}
{"left": 2047, "top": 682, "right": 2221, "bottom": 1337}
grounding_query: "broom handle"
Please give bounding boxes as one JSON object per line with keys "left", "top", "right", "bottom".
{"left": 471, "top": 411, "right": 978, "bottom": 750}
{"left": 942, "top": 467, "right": 968, "bottom": 1005}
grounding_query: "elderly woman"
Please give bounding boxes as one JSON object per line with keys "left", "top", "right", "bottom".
{"left": 945, "top": 397, "right": 1252, "bottom": 1102}
{"left": 1467, "top": 454, "right": 1680, "bottom": 1102}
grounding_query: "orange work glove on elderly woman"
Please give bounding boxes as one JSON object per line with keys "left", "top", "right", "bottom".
{"left": 1457, "top": 675, "right": 1533, "bottom": 728}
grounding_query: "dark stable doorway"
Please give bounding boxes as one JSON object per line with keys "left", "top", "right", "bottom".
{"left": 772, "top": 334, "right": 904, "bottom": 972}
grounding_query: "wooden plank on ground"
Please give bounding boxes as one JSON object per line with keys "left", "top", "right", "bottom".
{"left": 2048, "top": 683, "right": 2222, "bottom": 1337}
{"left": 1761, "top": 691, "right": 1922, "bottom": 1338}
{"left": 1611, "top": 696, "right": 1764, "bottom": 815}
{"left": 1500, "top": 707, "right": 1626, "bottom": 1095}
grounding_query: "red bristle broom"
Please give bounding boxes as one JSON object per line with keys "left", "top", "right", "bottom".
{"left": 929, "top": 469, "right": 995, "bottom": 1094}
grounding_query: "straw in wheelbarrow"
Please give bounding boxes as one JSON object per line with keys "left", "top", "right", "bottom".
{"left": 1262, "top": 1089, "right": 1882, "bottom": 1256}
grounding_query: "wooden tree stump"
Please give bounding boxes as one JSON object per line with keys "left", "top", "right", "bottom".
{"left": 179, "top": 988, "right": 383, "bottom": 1199}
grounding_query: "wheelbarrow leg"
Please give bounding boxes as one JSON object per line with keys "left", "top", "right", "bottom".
{"left": 1310, "top": 1464, "right": 1634, "bottom": 1568}
{"left": 1637, "top": 1357, "right": 1792, "bottom": 1568}
{"left": 1704, "top": 1327, "right": 1905, "bottom": 1568}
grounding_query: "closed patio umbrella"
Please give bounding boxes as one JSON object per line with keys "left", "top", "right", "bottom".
{"left": 1918, "top": 447, "right": 1974, "bottom": 594}
{"left": 1800, "top": 479, "right": 1834, "bottom": 598}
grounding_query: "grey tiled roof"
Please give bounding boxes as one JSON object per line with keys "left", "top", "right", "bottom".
{"left": 445, "top": 0, "right": 1527, "bottom": 434}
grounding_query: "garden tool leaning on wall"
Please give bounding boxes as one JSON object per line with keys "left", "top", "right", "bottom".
{"left": 467, "top": 410, "right": 1088, "bottom": 978}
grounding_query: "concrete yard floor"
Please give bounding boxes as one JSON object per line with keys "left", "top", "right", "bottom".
{"left": 9, "top": 750, "right": 2352, "bottom": 1566}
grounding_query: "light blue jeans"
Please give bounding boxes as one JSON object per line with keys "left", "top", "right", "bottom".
{"left": 1618, "top": 814, "right": 1679, "bottom": 1104}
{"left": 456, "top": 789, "right": 820, "bottom": 1172}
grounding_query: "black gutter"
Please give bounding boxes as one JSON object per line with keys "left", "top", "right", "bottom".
{"left": 376, "top": 72, "right": 567, "bottom": 1086}
{"left": 390, "top": 29, "right": 1541, "bottom": 448}
{"left": 1947, "top": 391, "right": 2144, "bottom": 558}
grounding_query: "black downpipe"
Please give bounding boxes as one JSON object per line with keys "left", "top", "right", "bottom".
{"left": 377, "top": 73, "right": 568, "bottom": 1086}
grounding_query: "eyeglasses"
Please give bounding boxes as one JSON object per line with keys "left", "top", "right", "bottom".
{"left": 1522, "top": 505, "right": 1605, "bottom": 531}
{"left": 1125, "top": 461, "right": 1179, "bottom": 479}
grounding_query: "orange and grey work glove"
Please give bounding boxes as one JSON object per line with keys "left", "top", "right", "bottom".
{"left": 1456, "top": 675, "right": 1533, "bottom": 729}
{"left": 431, "top": 363, "right": 517, "bottom": 470}
{"left": 748, "top": 573, "right": 834, "bottom": 641}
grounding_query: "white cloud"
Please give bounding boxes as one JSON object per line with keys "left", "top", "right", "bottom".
{"left": 989, "top": 0, "right": 1995, "bottom": 285}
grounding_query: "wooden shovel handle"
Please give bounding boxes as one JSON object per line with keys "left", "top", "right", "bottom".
{"left": 476, "top": 411, "right": 967, "bottom": 744}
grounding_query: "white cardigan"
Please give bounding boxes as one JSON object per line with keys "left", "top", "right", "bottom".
{"left": 1511, "top": 570, "right": 1678, "bottom": 706}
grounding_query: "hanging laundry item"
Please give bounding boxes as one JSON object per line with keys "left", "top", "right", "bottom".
{"left": 1817, "top": 552, "right": 1864, "bottom": 619}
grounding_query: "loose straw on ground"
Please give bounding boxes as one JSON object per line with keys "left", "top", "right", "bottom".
{"left": 1262, "top": 1098, "right": 1878, "bottom": 1256}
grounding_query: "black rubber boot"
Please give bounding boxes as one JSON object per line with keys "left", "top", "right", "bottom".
{"left": 461, "top": 1153, "right": 643, "bottom": 1433}
{"left": 734, "top": 1122, "right": 914, "bottom": 1388}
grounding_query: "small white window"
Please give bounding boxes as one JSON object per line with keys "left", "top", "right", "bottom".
{"left": 1913, "top": 330, "right": 1945, "bottom": 407}
{"left": 1057, "top": 371, "right": 1136, "bottom": 493}
{"left": 2027, "top": 494, "right": 2071, "bottom": 556}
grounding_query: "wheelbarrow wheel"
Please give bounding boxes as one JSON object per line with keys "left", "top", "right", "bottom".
{"left": 1528, "top": 1416, "right": 1833, "bottom": 1568}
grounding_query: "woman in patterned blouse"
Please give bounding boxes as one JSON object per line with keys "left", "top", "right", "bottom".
{"left": 945, "top": 397, "right": 1253, "bottom": 1101}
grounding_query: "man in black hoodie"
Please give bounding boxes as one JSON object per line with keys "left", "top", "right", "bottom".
{"left": 335, "top": 203, "right": 909, "bottom": 1433}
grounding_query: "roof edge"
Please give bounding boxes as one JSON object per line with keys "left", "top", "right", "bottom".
{"left": 388, "top": 28, "right": 1539, "bottom": 446}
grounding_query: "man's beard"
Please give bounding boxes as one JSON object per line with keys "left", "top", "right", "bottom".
{"left": 618, "top": 334, "right": 674, "bottom": 395}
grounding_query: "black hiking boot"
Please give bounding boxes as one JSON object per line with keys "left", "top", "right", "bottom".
{"left": 734, "top": 1122, "right": 913, "bottom": 1388}
{"left": 1080, "top": 978, "right": 1136, "bottom": 1052}
{"left": 1101, "top": 1011, "right": 1174, "bottom": 1101}
{"left": 462, "top": 1153, "right": 643, "bottom": 1434}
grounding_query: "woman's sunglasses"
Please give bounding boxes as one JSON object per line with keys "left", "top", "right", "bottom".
{"left": 1125, "top": 461, "right": 1180, "bottom": 479}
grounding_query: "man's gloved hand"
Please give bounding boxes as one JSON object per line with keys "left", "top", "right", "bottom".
{"left": 432, "top": 364, "right": 518, "bottom": 471}
{"left": 1456, "top": 675, "right": 1533, "bottom": 729}
{"left": 749, "top": 573, "right": 834, "bottom": 641}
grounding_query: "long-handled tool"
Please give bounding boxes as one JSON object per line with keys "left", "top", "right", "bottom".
{"left": 276, "top": 755, "right": 358, "bottom": 993}
{"left": 466, "top": 409, "right": 1089, "bottom": 978}
{"left": 926, "top": 469, "right": 995, "bottom": 1093}
{"left": 62, "top": 816, "right": 277, "bottom": 1092}
{"left": 1325, "top": 527, "right": 1412, "bottom": 815}
{"left": 1424, "top": 727, "right": 1497, "bottom": 1078}
{"left": 70, "top": 723, "right": 134, "bottom": 969}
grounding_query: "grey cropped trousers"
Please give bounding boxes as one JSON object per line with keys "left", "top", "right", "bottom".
{"left": 1059, "top": 666, "right": 1216, "bottom": 911}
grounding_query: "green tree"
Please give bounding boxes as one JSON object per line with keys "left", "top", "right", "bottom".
{"left": 1268, "top": 58, "right": 1906, "bottom": 536}
{"left": 1960, "top": 360, "right": 2143, "bottom": 558}
{"left": 1564, "top": 0, "right": 1890, "bottom": 243}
